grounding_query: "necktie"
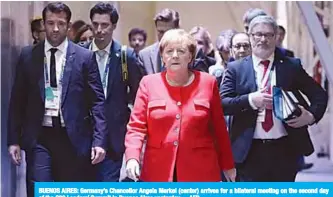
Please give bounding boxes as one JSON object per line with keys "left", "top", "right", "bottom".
{"left": 50, "top": 48, "right": 58, "bottom": 87}
{"left": 261, "top": 60, "right": 273, "bottom": 132}
{"left": 49, "top": 48, "right": 61, "bottom": 128}
{"left": 97, "top": 50, "right": 106, "bottom": 58}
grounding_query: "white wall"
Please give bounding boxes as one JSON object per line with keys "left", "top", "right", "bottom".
{"left": 154, "top": 1, "right": 275, "bottom": 44}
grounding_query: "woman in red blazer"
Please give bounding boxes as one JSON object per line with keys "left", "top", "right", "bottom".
{"left": 125, "top": 29, "right": 235, "bottom": 182}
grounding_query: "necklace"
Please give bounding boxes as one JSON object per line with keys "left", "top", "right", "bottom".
{"left": 166, "top": 72, "right": 194, "bottom": 87}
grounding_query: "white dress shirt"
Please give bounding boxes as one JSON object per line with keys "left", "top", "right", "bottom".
{"left": 42, "top": 38, "right": 68, "bottom": 127}
{"left": 249, "top": 54, "right": 288, "bottom": 139}
{"left": 91, "top": 40, "right": 112, "bottom": 97}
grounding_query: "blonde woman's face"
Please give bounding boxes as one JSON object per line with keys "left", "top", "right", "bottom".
{"left": 162, "top": 41, "right": 192, "bottom": 72}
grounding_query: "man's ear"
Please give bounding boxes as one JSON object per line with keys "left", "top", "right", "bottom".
{"left": 112, "top": 23, "right": 117, "bottom": 30}
{"left": 68, "top": 22, "right": 72, "bottom": 31}
{"left": 32, "top": 31, "right": 39, "bottom": 40}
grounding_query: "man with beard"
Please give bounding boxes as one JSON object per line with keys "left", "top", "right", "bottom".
{"left": 83, "top": 2, "right": 142, "bottom": 182}
{"left": 8, "top": 2, "right": 107, "bottom": 196}
{"left": 220, "top": 15, "right": 328, "bottom": 181}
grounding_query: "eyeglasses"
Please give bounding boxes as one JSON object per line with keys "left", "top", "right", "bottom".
{"left": 232, "top": 43, "right": 251, "bottom": 50}
{"left": 251, "top": 32, "right": 275, "bottom": 39}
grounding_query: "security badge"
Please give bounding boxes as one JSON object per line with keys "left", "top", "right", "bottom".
{"left": 45, "top": 86, "right": 60, "bottom": 117}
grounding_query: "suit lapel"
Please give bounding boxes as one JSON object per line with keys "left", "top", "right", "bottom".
{"left": 274, "top": 49, "right": 288, "bottom": 88}
{"left": 106, "top": 41, "right": 121, "bottom": 99}
{"left": 61, "top": 41, "right": 75, "bottom": 105}
{"left": 243, "top": 56, "right": 257, "bottom": 92}
{"left": 150, "top": 43, "right": 160, "bottom": 73}
{"left": 34, "top": 42, "right": 46, "bottom": 102}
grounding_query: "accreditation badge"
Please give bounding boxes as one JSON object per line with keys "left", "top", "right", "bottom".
{"left": 45, "top": 86, "right": 60, "bottom": 117}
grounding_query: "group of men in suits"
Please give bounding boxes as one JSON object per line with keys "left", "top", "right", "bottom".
{"left": 8, "top": 2, "right": 143, "bottom": 197}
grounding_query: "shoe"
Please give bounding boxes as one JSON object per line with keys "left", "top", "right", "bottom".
{"left": 299, "top": 163, "right": 313, "bottom": 171}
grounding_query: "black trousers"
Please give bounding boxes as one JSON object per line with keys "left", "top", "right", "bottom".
{"left": 237, "top": 136, "right": 299, "bottom": 182}
{"left": 26, "top": 126, "right": 94, "bottom": 197}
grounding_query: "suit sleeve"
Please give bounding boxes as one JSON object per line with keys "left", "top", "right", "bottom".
{"left": 7, "top": 49, "right": 28, "bottom": 146}
{"left": 220, "top": 66, "right": 254, "bottom": 115}
{"left": 86, "top": 52, "right": 108, "bottom": 150}
{"left": 127, "top": 48, "right": 143, "bottom": 105}
{"left": 137, "top": 51, "right": 147, "bottom": 76}
{"left": 211, "top": 80, "right": 235, "bottom": 171}
{"left": 125, "top": 76, "right": 148, "bottom": 162}
{"left": 293, "top": 59, "right": 328, "bottom": 123}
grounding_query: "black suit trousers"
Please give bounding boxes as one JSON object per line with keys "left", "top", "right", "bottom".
{"left": 236, "top": 136, "right": 299, "bottom": 182}
{"left": 26, "top": 126, "right": 95, "bottom": 196}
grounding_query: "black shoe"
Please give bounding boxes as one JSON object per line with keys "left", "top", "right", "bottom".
{"left": 300, "top": 163, "right": 313, "bottom": 171}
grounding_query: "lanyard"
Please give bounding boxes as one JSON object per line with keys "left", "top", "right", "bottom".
{"left": 89, "top": 43, "right": 111, "bottom": 90}
{"left": 44, "top": 56, "right": 66, "bottom": 86}
{"left": 102, "top": 56, "right": 111, "bottom": 89}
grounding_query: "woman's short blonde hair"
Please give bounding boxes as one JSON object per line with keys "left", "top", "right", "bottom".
{"left": 159, "top": 29, "right": 197, "bottom": 63}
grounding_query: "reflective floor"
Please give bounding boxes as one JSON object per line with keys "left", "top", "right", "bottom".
{"left": 296, "top": 157, "right": 333, "bottom": 182}
{"left": 11, "top": 153, "right": 333, "bottom": 197}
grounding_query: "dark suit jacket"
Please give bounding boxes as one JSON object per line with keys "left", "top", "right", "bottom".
{"left": 190, "top": 48, "right": 216, "bottom": 73}
{"left": 220, "top": 49, "right": 328, "bottom": 163}
{"left": 8, "top": 41, "right": 108, "bottom": 156}
{"left": 278, "top": 47, "right": 295, "bottom": 57}
{"left": 82, "top": 40, "right": 143, "bottom": 156}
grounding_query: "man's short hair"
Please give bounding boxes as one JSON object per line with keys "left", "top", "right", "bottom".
{"left": 230, "top": 32, "right": 249, "bottom": 47}
{"left": 30, "top": 17, "right": 43, "bottom": 33}
{"left": 248, "top": 15, "right": 278, "bottom": 34}
{"left": 242, "top": 8, "right": 267, "bottom": 25}
{"left": 90, "top": 2, "right": 119, "bottom": 24}
{"left": 71, "top": 20, "right": 86, "bottom": 34}
{"left": 128, "top": 28, "right": 147, "bottom": 42}
{"left": 42, "top": 2, "right": 72, "bottom": 23}
{"left": 154, "top": 8, "right": 180, "bottom": 28}
{"left": 278, "top": 25, "right": 286, "bottom": 34}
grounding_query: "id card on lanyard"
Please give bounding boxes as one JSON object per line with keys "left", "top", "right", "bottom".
{"left": 102, "top": 56, "right": 111, "bottom": 98}
{"left": 257, "top": 63, "right": 274, "bottom": 122}
{"left": 44, "top": 56, "right": 65, "bottom": 117}
{"left": 90, "top": 44, "right": 112, "bottom": 98}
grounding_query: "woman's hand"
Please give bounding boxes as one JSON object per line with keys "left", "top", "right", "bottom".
{"left": 126, "top": 159, "right": 141, "bottom": 181}
{"left": 223, "top": 168, "right": 237, "bottom": 182}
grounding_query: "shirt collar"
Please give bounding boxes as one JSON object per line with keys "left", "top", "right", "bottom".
{"left": 44, "top": 38, "right": 68, "bottom": 54}
{"left": 252, "top": 52, "right": 275, "bottom": 67}
{"left": 91, "top": 39, "right": 112, "bottom": 55}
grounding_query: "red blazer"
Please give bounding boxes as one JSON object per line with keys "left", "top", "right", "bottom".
{"left": 125, "top": 71, "right": 234, "bottom": 182}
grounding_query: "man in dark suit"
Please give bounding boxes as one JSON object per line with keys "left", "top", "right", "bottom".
{"left": 83, "top": 3, "right": 142, "bottom": 182}
{"left": 276, "top": 25, "right": 295, "bottom": 57}
{"left": 7, "top": 3, "right": 107, "bottom": 197}
{"left": 139, "top": 8, "right": 180, "bottom": 75}
{"left": 220, "top": 15, "right": 327, "bottom": 181}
